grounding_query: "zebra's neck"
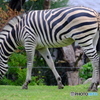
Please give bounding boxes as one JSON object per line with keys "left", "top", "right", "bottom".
{"left": 0, "top": 31, "right": 17, "bottom": 62}
{"left": 0, "top": 15, "right": 25, "bottom": 63}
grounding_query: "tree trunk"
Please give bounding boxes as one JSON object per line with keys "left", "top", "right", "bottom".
{"left": 9, "top": 0, "right": 25, "bottom": 11}
{"left": 62, "top": 45, "right": 75, "bottom": 67}
{"left": 67, "top": 71, "right": 80, "bottom": 85}
{"left": 62, "top": 45, "right": 83, "bottom": 85}
{"left": 43, "top": 0, "right": 51, "bottom": 10}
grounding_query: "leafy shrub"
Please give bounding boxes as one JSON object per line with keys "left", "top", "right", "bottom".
{"left": 9, "top": 67, "right": 26, "bottom": 85}
{"left": 79, "top": 62, "right": 93, "bottom": 80}
{"left": 0, "top": 49, "right": 45, "bottom": 86}
{"left": 34, "top": 54, "right": 47, "bottom": 67}
{"left": 0, "top": 77, "right": 13, "bottom": 85}
{"left": 0, "top": 67, "right": 26, "bottom": 85}
{"left": 0, "top": 67, "right": 45, "bottom": 86}
{"left": 51, "top": 0, "right": 68, "bottom": 8}
{"left": 8, "top": 52, "right": 27, "bottom": 67}
{"left": 30, "top": 75, "right": 45, "bottom": 86}
{"left": 23, "top": 0, "right": 44, "bottom": 10}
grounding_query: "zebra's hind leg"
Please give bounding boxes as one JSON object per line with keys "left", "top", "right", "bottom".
{"left": 78, "top": 42, "right": 99, "bottom": 91}
{"left": 38, "top": 48, "right": 64, "bottom": 89}
{"left": 88, "top": 59, "right": 99, "bottom": 92}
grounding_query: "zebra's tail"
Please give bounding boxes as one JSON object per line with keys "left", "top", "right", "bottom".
{"left": 97, "top": 14, "right": 100, "bottom": 84}
{"left": 97, "top": 13, "right": 100, "bottom": 35}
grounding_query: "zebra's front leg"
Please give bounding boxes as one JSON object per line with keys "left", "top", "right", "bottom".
{"left": 38, "top": 48, "right": 64, "bottom": 89}
{"left": 22, "top": 47, "right": 35, "bottom": 89}
{"left": 88, "top": 60, "right": 99, "bottom": 92}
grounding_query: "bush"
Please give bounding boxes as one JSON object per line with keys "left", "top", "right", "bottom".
{"left": 30, "top": 75, "right": 45, "bottom": 86}
{"left": 0, "top": 67, "right": 45, "bottom": 86}
{"left": 8, "top": 52, "right": 27, "bottom": 67}
{"left": 0, "top": 67, "right": 26, "bottom": 85}
{"left": 51, "top": 0, "right": 68, "bottom": 8}
{"left": 0, "top": 50, "right": 45, "bottom": 86}
{"left": 23, "top": 0, "right": 44, "bottom": 10}
{"left": 79, "top": 62, "right": 93, "bottom": 80}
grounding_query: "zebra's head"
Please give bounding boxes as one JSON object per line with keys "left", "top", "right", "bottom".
{"left": 0, "top": 64, "right": 8, "bottom": 79}
{"left": 0, "top": 54, "right": 9, "bottom": 79}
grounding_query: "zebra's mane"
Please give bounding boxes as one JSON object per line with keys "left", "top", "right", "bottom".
{"left": 1, "top": 13, "right": 26, "bottom": 32}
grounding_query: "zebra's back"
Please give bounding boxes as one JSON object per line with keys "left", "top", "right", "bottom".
{"left": 24, "top": 6, "right": 99, "bottom": 49}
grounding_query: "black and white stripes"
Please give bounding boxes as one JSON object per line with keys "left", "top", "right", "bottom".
{"left": 0, "top": 6, "right": 100, "bottom": 91}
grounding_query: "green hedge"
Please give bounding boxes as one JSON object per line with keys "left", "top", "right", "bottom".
{"left": 79, "top": 62, "right": 93, "bottom": 80}
{"left": 0, "top": 50, "right": 45, "bottom": 85}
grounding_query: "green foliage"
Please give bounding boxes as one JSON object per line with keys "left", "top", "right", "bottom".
{"left": 0, "top": 67, "right": 26, "bottom": 85}
{"left": 79, "top": 62, "right": 93, "bottom": 79}
{"left": 23, "top": 0, "right": 68, "bottom": 11}
{"left": 34, "top": 54, "right": 47, "bottom": 67}
{"left": 11, "top": 67, "right": 26, "bottom": 85}
{"left": 51, "top": 0, "right": 68, "bottom": 8}
{"left": 0, "top": 48, "right": 45, "bottom": 86}
{"left": 30, "top": 75, "right": 45, "bottom": 86}
{"left": 8, "top": 52, "right": 27, "bottom": 67}
{"left": 0, "top": 67, "right": 45, "bottom": 86}
{"left": 0, "top": 77, "right": 12, "bottom": 85}
{"left": 0, "top": 0, "right": 7, "bottom": 10}
{"left": 23, "top": 0, "right": 44, "bottom": 10}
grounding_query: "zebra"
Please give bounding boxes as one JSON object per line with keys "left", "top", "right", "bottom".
{"left": 0, "top": 6, "right": 100, "bottom": 91}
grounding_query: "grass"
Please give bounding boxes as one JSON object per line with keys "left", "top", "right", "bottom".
{"left": 0, "top": 84, "right": 100, "bottom": 100}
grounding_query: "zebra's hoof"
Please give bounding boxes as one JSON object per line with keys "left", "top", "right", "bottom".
{"left": 58, "top": 82, "right": 64, "bottom": 89}
{"left": 22, "top": 85, "right": 28, "bottom": 89}
{"left": 88, "top": 83, "right": 98, "bottom": 92}
{"left": 58, "top": 85, "right": 64, "bottom": 89}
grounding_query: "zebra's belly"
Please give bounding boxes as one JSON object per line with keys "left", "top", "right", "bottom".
{"left": 36, "top": 38, "right": 75, "bottom": 49}
{"left": 50, "top": 38, "right": 75, "bottom": 48}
